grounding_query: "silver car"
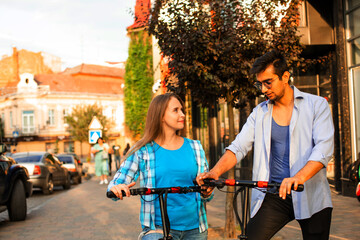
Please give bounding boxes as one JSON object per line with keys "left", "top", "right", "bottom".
{"left": 11, "top": 152, "right": 71, "bottom": 194}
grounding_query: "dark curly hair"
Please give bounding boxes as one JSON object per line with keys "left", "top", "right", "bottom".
{"left": 250, "top": 50, "right": 289, "bottom": 79}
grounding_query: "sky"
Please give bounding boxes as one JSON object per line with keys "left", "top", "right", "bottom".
{"left": 0, "top": 0, "right": 137, "bottom": 70}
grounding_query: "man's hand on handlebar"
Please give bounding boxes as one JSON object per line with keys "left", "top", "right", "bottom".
{"left": 279, "top": 176, "right": 304, "bottom": 200}
{"left": 110, "top": 182, "right": 136, "bottom": 200}
{"left": 196, "top": 172, "right": 218, "bottom": 198}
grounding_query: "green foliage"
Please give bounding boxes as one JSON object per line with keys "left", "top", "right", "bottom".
{"left": 65, "top": 104, "right": 112, "bottom": 143}
{"left": 124, "top": 30, "right": 153, "bottom": 137}
{"left": 149, "top": 0, "right": 303, "bottom": 108}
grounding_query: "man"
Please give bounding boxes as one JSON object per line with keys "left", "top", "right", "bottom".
{"left": 112, "top": 144, "right": 121, "bottom": 171}
{"left": 198, "top": 50, "right": 334, "bottom": 239}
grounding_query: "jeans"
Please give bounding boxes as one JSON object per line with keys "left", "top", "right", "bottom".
{"left": 140, "top": 227, "right": 207, "bottom": 240}
{"left": 115, "top": 155, "right": 121, "bottom": 171}
{"left": 246, "top": 193, "right": 332, "bottom": 240}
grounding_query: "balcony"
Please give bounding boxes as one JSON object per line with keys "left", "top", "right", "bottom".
{"left": 0, "top": 85, "right": 50, "bottom": 98}
{"left": 13, "top": 126, "right": 40, "bottom": 137}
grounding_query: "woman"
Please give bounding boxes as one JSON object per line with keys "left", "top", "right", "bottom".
{"left": 92, "top": 137, "right": 110, "bottom": 184}
{"left": 108, "top": 93, "right": 213, "bottom": 240}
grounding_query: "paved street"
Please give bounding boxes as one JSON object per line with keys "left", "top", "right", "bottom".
{"left": 1, "top": 172, "right": 360, "bottom": 240}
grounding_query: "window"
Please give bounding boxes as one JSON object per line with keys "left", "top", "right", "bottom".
{"left": 63, "top": 109, "right": 69, "bottom": 123}
{"left": 349, "top": 7, "right": 360, "bottom": 37}
{"left": 350, "top": 38, "right": 360, "bottom": 65}
{"left": 347, "top": 0, "right": 360, "bottom": 159}
{"left": 352, "top": 67, "right": 360, "bottom": 158}
{"left": 10, "top": 111, "right": 13, "bottom": 128}
{"left": 112, "top": 108, "right": 116, "bottom": 122}
{"left": 22, "top": 110, "right": 35, "bottom": 134}
{"left": 1, "top": 113, "right": 4, "bottom": 129}
{"left": 48, "top": 109, "right": 55, "bottom": 126}
{"left": 348, "top": 0, "right": 360, "bottom": 8}
{"left": 64, "top": 141, "right": 74, "bottom": 153}
{"left": 298, "top": 1, "right": 307, "bottom": 27}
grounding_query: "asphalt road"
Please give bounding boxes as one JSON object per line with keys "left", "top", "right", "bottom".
{"left": 0, "top": 185, "right": 70, "bottom": 222}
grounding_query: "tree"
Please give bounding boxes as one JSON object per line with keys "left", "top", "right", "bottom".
{"left": 124, "top": 31, "right": 153, "bottom": 138}
{"left": 149, "top": 0, "right": 303, "bottom": 237}
{"left": 65, "top": 104, "right": 112, "bottom": 157}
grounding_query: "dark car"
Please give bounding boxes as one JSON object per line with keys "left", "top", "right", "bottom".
{"left": 56, "top": 154, "right": 82, "bottom": 184}
{"left": 0, "top": 144, "right": 33, "bottom": 221}
{"left": 11, "top": 152, "right": 71, "bottom": 195}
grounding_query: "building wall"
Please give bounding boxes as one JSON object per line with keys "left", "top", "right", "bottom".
{"left": 0, "top": 84, "right": 125, "bottom": 160}
{"left": 0, "top": 48, "right": 61, "bottom": 87}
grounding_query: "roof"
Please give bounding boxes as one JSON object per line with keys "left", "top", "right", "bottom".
{"left": 127, "top": 0, "right": 151, "bottom": 30}
{"left": 62, "top": 64, "right": 125, "bottom": 78}
{"left": 34, "top": 73, "right": 123, "bottom": 95}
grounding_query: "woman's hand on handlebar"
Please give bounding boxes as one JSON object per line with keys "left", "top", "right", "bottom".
{"left": 110, "top": 182, "right": 136, "bottom": 200}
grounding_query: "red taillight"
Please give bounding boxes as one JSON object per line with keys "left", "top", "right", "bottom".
{"left": 68, "top": 168, "right": 77, "bottom": 172}
{"left": 33, "top": 165, "right": 41, "bottom": 175}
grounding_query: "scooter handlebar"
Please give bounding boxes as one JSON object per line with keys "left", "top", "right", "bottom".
{"left": 106, "top": 186, "right": 203, "bottom": 199}
{"left": 201, "top": 179, "right": 304, "bottom": 192}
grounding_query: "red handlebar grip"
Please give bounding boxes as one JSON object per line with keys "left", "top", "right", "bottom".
{"left": 225, "top": 179, "right": 236, "bottom": 186}
{"left": 171, "top": 187, "right": 181, "bottom": 193}
{"left": 257, "top": 181, "right": 268, "bottom": 188}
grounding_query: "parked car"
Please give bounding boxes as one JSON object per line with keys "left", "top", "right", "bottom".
{"left": 11, "top": 152, "right": 71, "bottom": 195}
{"left": 64, "top": 153, "right": 84, "bottom": 175}
{"left": 0, "top": 144, "right": 33, "bottom": 221}
{"left": 56, "top": 154, "right": 82, "bottom": 184}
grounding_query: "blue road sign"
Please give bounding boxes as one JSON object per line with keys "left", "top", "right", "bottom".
{"left": 13, "top": 131, "right": 19, "bottom": 138}
{"left": 89, "top": 130, "right": 102, "bottom": 144}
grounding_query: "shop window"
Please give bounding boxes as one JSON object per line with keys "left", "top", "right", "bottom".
{"left": 352, "top": 67, "right": 360, "bottom": 156}
{"left": 64, "top": 141, "right": 74, "bottom": 153}
{"left": 350, "top": 38, "right": 360, "bottom": 65}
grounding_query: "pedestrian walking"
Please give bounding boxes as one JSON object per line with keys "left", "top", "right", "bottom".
{"left": 197, "top": 50, "right": 334, "bottom": 240}
{"left": 122, "top": 143, "right": 130, "bottom": 157}
{"left": 107, "top": 141, "right": 113, "bottom": 176}
{"left": 112, "top": 144, "right": 121, "bottom": 171}
{"left": 92, "top": 137, "right": 110, "bottom": 184}
{"left": 108, "top": 93, "right": 213, "bottom": 240}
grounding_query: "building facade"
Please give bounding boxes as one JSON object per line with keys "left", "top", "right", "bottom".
{"left": 0, "top": 63, "right": 125, "bottom": 160}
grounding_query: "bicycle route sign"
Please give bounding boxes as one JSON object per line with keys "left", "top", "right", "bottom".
{"left": 89, "top": 130, "right": 102, "bottom": 144}
{"left": 88, "top": 116, "right": 103, "bottom": 144}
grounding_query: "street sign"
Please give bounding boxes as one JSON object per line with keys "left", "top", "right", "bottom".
{"left": 89, "top": 130, "right": 102, "bottom": 144}
{"left": 89, "top": 116, "right": 103, "bottom": 130}
{"left": 12, "top": 131, "right": 19, "bottom": 138}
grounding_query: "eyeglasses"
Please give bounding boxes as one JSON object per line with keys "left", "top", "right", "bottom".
{"left": 253, "top": 76, "right": 279, "bottom": 91}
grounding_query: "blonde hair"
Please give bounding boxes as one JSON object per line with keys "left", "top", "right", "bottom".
{"left": 123, "top": 93, "right": 184, "bottom": 160}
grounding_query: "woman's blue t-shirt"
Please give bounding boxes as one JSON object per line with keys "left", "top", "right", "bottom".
{"left": 154, "top": 139, "right": 199, "bottom": 230}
